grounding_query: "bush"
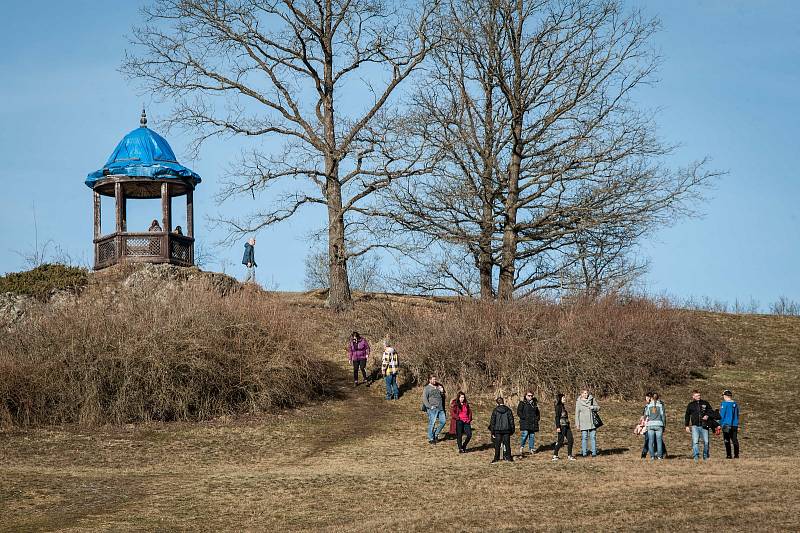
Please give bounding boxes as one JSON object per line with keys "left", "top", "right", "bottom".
{"left": 0, "top": 263, "right": 88, "bottom": 300}
{"left": 368, "top": 295, "right": 729, "bottom": 399}
{"left": 0, "top": 281, "right": 332, "bottom": 426}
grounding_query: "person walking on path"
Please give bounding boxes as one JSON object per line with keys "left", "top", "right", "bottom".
{"left": 685, "top": 389, "right": 716, "bottom": 461}
{"left": 242, "top": 237, "right": 257, "bottom": 283}
{"left": 453, "top": 392, "right": 474, "bottom": 453}
{"left": 553, "top": 393, "right": 575, "bottom": 461}
{"left": 640, "top": 392, "right": 653, "bottom": 458}
{"left": 422, "top": 376, "right": 447, "bottom": 444}
{"left": 380, "top": 341, "right": 400, "bottom": 400}
{"left": 644, "top": 392, "right": 666, "bottom": 460}
{"left": 347, "top": 332, "right": 370, "bottom": 387}
{"left": 517, "top": 392, "right": 540, "bottom": 456}
{"left": 575, "top": 389, "right": 601, "bottom": 458}
{"left": 488, "top": 397, "right": 515, "bottom": 463}
{"left": 719, "top": 389, "right": 740, "bottom": 459}
{"left": 448, "top": 396, "right": 459, "bottom": 437}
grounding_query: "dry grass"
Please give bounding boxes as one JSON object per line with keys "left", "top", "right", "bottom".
{"left": 333, "top": 295, "right": 731, "bottom": 399}
{"left": 0, "top": 280, "right": 334, "bottom": 426}
{"left": 0, "top": 293, "right": 799, "bottom": 531}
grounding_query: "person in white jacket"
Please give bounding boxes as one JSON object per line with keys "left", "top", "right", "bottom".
{"left": 575, "top": 389, "right": 601, "bottom": 457}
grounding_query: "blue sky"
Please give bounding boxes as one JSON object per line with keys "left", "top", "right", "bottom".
{"left": 0, "top": 1, "right": 797, "bottom": 307}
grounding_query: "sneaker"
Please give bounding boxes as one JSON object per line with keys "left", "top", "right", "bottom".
{"left": 490, "top": 459, "right": 499, "bottom": 464}
{"left": 520, "top": 447, "right": 525, "bottom": 456}
{"left": 552, "top": 456, "right": 559, "bottom": 462}
{"left": 568, "top": 456, "right": 576, "bottom": 461}
{"left": 458, "top": 448, "right": 465, "bottom": 454}
{"left": 428, "top": 440, "right": 435, "bottom": 445}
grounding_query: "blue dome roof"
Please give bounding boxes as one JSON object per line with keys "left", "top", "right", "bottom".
{"left": 86, "top": 113, "right": 201, "bottom": 188}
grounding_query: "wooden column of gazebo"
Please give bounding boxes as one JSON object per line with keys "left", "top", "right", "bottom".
{"left": 87, "top": 110, "right": 202, "bottom": 270}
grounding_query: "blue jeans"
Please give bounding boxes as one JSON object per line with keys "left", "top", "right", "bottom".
{"left": 581, "top": 429, "right": 597, "bottom": 456}
{"left": 647, "top": 427, "right": 664, "bottom": 459}
{"left": 691, "top": 426, "right": 710, "bottom": 460}
{"left": 520, "top": 430, "right": 536, "bottom": 451}
{"left": 427, "top": 408, "right": 446, "bottom": 441}
{"left": 384, "top": 374, "right": 398, "bottom": 399}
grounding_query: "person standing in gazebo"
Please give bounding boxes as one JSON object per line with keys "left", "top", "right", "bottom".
{"left": 242, "top": 237, "right": 257, "bottom": 283}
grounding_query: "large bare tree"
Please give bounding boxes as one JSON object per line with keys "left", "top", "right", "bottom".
{"left": 123, "top": 0, "right": 439, "bottom": 310}
{"left": 378, "top": 0, "right": 507, "bottom": 298}
{"left": 383, "top": 0, "right": 718, "bottom": 299}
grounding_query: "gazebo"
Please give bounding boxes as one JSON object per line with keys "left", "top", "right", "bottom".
{"left": 86, "top": 110, "right": 201, "bottom": 270}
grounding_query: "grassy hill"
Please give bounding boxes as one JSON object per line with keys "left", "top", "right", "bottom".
{"left": 1, "top": 278, "right": 799, "bottom": 531}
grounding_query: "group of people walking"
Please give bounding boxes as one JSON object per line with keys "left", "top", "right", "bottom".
{"left": 345, "top": 334, "right": 742, "bottom": 462}
{"left": 421, "top": 376, "right": 606, "bottom": 463}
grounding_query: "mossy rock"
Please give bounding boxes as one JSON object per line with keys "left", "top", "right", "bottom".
{"left": 0, "top": 264, "right": 89, "bottom": 301}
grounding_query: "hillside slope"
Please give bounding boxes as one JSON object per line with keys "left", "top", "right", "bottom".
{"left": 1, "top": 294, "right": 799, "bottom": 531}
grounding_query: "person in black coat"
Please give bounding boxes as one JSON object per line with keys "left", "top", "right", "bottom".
{"left": 685, "top": 389, "right": 718, "bottom": 461}
{"left": 489, "top": 397, "right": 515, "bottom": 463}
{"left": 552, "top": 393, "right": 575, "bottom": 461}
{"left": 517, "top": 392, "right": 540, "bottom": 455}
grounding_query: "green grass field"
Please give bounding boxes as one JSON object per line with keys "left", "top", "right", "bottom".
{"left": 1, "top": 310, "right": 799, "bottom": 531}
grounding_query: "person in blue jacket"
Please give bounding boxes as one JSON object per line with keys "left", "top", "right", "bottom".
{"left": 242, "top": 237, "right": 257, "bottom": 283}
{"left": 719, "top": 389, "right": 740, "bottom": 459}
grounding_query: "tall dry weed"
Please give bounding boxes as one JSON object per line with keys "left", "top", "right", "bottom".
{"left": 368, "top": 295, "right": 729, "bottom": 399}
{"left": 0, "top": 280, "right": 331, "bottom": 426}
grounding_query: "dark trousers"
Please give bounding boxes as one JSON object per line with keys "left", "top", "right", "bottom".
{"left": 456, "top": 420, "right": 472, "bottom": 450}
{"left": 723, "top": 426, "right": 739, "bottom": 458}
{"left": 352, "top": 359, "right": 367, "bottom": 382}
{"left": 493, "top": 432, "right": 512, "bottom": 461}
{"left": 554, "top": 425, "right": 574, "bottom": 457}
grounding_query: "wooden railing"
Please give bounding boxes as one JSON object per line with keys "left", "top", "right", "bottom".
{"left": 94, "top": 232, "right": 194, "bottom": 270}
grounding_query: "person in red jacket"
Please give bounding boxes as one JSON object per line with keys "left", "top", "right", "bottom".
{"left": 346, "top": 332, "right": 370, "bottom": 386}
{"left": 453, "top": 392, "right": 474, "bottom": 453}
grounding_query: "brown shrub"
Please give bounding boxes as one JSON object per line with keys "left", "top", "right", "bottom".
{"left": 0, "top": 280, "right": 332, "bottom": 427}
{"left": 367, "top": 295, "right": 730, "bottom": 399}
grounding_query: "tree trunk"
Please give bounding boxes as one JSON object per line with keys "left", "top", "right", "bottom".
{"left": 321, "top": 6, "right": 352, "bottom": 311}
{"left": 497, "top": 143, "right": 520, "bottom": 300}
{"left": 327, "top": 181, "right": 352, "bottom": 311}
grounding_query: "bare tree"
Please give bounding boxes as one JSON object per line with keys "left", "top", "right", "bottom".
{"left": 383, "top": 0, "right": 718, "bottom": 299}
{"left": 304, "top": 245, "right": 384, "bottom": 292}
{"left": 123, "top": 0, "right": 440, "bottom": 310}
{"left": 377, "top": 0, "right": 507, "bottom": 298}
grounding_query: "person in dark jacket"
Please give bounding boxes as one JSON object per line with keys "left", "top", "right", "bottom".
{"left": 488, "top": 397, "right": 515, "bottom": 463}
{"left": 719, "top": 389, "right": 741, "bottom": 459}
{"left": 552, "top": 393, "right": 575, "bottom": 461}
{"left": 685, "top": 389, "right": 716, "bottom": 461}
{"left": 242, "top": 237, "right": 257, "bottom": 283}
{"left": 517, "top": 392, "right": 540, "bottom": 455}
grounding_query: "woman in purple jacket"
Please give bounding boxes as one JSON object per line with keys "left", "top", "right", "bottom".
{"left": 347, "top": 332, "right": 371, "bottom": 386}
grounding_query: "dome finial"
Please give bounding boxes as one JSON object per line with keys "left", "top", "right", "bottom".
{"left": 140, "top": 108, "right": 147, "bottom": 128}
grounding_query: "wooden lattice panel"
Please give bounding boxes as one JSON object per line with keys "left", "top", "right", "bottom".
{"left": 125, "top": 236, "right": 161, "bottom": 257}
{"left": 97, "top": 239, "right": 117, "bottom": 266}
{"left": 170, "top": 239, "right": 191, "bottom": 263}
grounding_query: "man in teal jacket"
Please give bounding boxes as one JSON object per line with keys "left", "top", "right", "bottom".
{"left": 242, "top": 237, "right": 257, "bottom": 283}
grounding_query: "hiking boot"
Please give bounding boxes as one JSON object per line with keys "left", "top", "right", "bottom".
{"left": 428, "top": 439, "right": 435, "bottom": 445}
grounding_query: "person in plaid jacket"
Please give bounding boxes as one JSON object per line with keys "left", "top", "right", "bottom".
{"left": 381, "top": 339, "right": 400, "bottom": 400}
